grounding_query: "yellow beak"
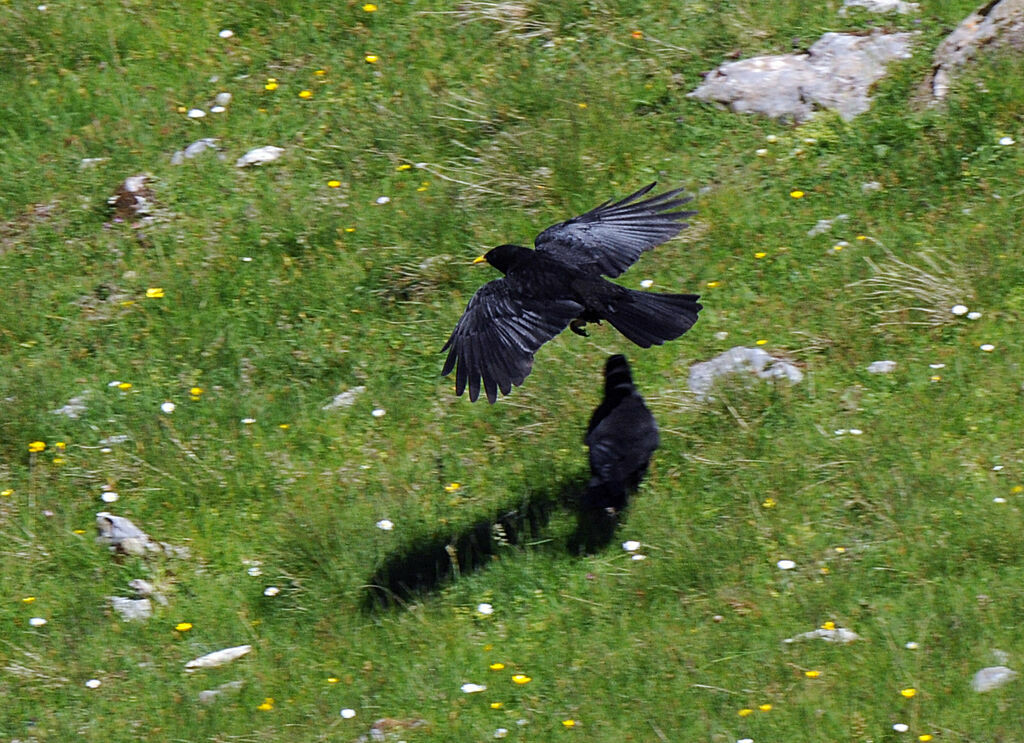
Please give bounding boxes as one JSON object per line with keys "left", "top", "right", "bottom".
{"left": 472, "top": 255, "right": 487, "bottom": 264}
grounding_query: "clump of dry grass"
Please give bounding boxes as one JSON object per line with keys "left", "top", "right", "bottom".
{"left": 848, "top": 240, "right": 973, "bottom": 327}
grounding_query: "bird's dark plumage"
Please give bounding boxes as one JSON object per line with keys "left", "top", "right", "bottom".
{"left": 442, "top": 183, "right": 702, "bottom": 402}
{"left": 583, "top": 354, "right": 660, "bottom": 514}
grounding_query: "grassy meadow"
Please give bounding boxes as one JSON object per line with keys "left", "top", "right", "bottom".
{"left": 3, "top": 0, "right": 1024, "bottom": 740}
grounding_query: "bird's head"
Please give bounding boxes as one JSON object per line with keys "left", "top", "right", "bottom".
{"left": 473, "top": 244, "right": 527, "bottom": 275}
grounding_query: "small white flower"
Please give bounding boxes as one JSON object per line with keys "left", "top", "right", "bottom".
{"left": 714, "top": 331, "right": 729, "bottom": 340}
{"left": 101, "top": 491, "right": 119, "bottom": 503}
{"left": 834, "top": 429, "right": 848, "bottom": 436}
{"left": 29, "top": 617, "right": 48, "bottom": 627}
{"left": 37, "top": 4, "right": 47, "bottom": 10}
{"left": 161, "top": 401, "right": 176, "bottom": 414}
{"left": 929, "top": 363, "right": 945, "bottom": 369}
{"left": 993, "top": 497, "right": 1007, "bottom": 504}
{"left": 477, "top": 602, "right": 493, "bottom": 615}
{"left": 263, "top": 586, "right": 280, "bottom": 596}
{"left": 739, "top": 739, "right": 755, "bottom": 743}
{"left": 951, "top": 304, "right": 969, "bottom": 316}
{"left": 241, "top": 256, "right": 253, "bottom": 262}
{"left": 494, "top": 729, "right": 509, "bottom": 739}
{"left": 992, "top": 465, "right": 1004, "bottom": 471}
{"left": 776, "top": 559, "right": 796, "bottom": 570}
{"left": 371, "top": 408, "right": 386, "bottom": 418}
{"left": 461, "top": 682, "right": 487, "bottom": 693}
{"left": 218, "top": 29, "right": 234, "bottom": 38}
{"left": 622, "top": 540, "right": 641, "bottom": 552}
{"left": 415, "top": 162, "right": 428, "bottom": 169}
{"left": 967, "top": 311, "right": 982, "bottom": 320}
{"left": 980, "top": 344, "right": 995, "bottom": 352}
{"left": 905, "top": 641, "right": 919, "bottom": 650}
{"left": 640, "top": 279, "right": 654, "bottom": 289}
{"left": 187, "top": 108, "right": 207, "bottom": 119}
{"left": 631, "top": 553, "right": 647, "bottom": 561}
{"left": 999, "top": 136, "right": 1015, "bottom": 146}
{"left": 108, "top": 380, "right": 123, "bottom": 387}
{"left": 375, "top": 196, "right": 391, "bottom": 205}
{"left": 85, "top": 678, "right": 102, "bottom": 689}
{"left": 100, "top": 447, "right": 113, "bottom": 454}
{"left": 756, "top": 148, "right": 768, "bottom": 156}
{"left": 247, "top": 566, "right": 263, "bottom": 577}
{"left": 340, "top": 708, "right": 356, "bottom": 719}
{"left": 765, "top": 134, "right": 778, "bottom": 143}
{"left": 849, "top": 428, "right": 863, "bottom": 436}
{"left": 215, "top": 92, "right": 232, "bottom": 106}
{"left": 376, "top": 519, "right": 394, "bottom": 531}
{"left": 210, "top": 105, "right": 227, "bottom": 114}
{"left": 241, "top": 417, "right": 256, "bottom": 424}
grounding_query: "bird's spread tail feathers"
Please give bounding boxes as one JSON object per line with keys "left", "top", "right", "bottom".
{"left": 604, "top": 291, "right": 702, "bottom": 348}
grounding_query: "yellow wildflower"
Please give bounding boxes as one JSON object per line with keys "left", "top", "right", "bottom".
{"left": 328, "top": 180, "right": 341, "bottom": 188}
{"left": 364, "top": 54, "right": 379, "bottom": 64}
{"left": 118, "top": 382, "right": 132, "bottom": 391}
{"left": 754, "top": 251, "right": 767, "bottom": 258}
{"left": 900, "top": 688, "right": 916, "bottom": 698}
{"left": 444, "top": 482, "right": 461, "bottom": 493}
{"left": 790, "top": 190, "right": 805, "bottom": 199}
{"left": 22, "top": 597, "right": 36, "bottom": 603}
{"left": 396, "top": 164, "right": 411, "bottom": 171}
{"left": 919, "top": 736, "right": 933, "bottom": 742}
{"left": 265, "top": 82, "right": 278, "bottom": 91}
{"left": 706, "top": 280, "right": 721, "bottom": 288}
{"left": 175, "top": 622, "right": 193, "bottom": 632}
{"left": 511, "top": 674, "right": 531, "bottom": 685}
{"left": 490, "top": 702, "right": 503, "bottom": 709}
{"left": 257, "top": 697, "right": 274, "bottom": 710}
{"left": 762, "top": 497, "right": 776, "bottom": 508}
{"left": 755, "top": 339, "right": 768, "bottom": 346}
{"left": 145, "top": 287, "right": 164, "bottom": 298}
{"left": 489, "top": 663, "right": 505, "bottom": 670}
{"left": 759, "top": 703, "right": 772, "bottom": 712}
{"left": 822, "top": 621, "right": 836, "bottom": 631}
{"left": 28, "top": 441, "right": 46, "bottom": 453}
{"left": 327, "top": 677, "right": 339, "bottom": 683}
{"left": 315, "top": 69, "right": 326, "bottom": 76}
{"left": 362, "top": 3, "right": 378, "bottom": 10}
{"left": 299, "top": 90, "right": 313, "bottom": 99}
{"left": 804, "top": 670, "right": 821, "bottom": 678}
{"left": 1, "top": 489, "right": 13, "bottom": 497}
{"left": 562, "top": 719, "right": 576, "bottom": 727}
{"left": 738, "top": 708, "right": 753, "bottom": 717}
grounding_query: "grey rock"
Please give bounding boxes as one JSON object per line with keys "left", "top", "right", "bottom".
{"left": 867, "top": 360, "right": 897, "bottom": 374}
{"left": 96, "top": 512, "right": 190, "bottom": 558}
{"left": 235, "top": 145, "right": 284, "bottom": 167}
{"left": 971, "top": 665, "right": 1018, "bottom": 692}
{"left": 199, "top": 680, "right": 245, "bottom": 704}
{"left": 807, "top": 214, "right": 850, "bottom": 237}
{"left": 171, "top": 138, "right": 220, "bottom": 165}
{"left": 107, "top": 596, "right": 153, "bottom": 621}
{"left": 784, "top": 627, "right": 861, "bottom": 644}
{"left": 689, "top": 347, "right": 804, "bottom": 401}
{"left": 918, "top": 0, "right": 1024, "bottom": 104}
{"left": 840, "top": 0, "right": 919, "bottom": 14}
{"left": 322, "top": 386, "right": 367, "bottom": 410}
{"left": 51, "top": 391, "right": 91, "bottom": 419}
{"left": 689, "top": 32, "right": 915, "bottom": 122}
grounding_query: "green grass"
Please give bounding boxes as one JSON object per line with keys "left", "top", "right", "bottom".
{"left": 3, "top": 0, "right": 1024, "bottom": 740}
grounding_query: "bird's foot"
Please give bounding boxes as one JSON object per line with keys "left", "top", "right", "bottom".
{"left": 570, "top": 319, "right": 590, "bottom": 337}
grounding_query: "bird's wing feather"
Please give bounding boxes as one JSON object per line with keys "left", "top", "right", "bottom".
{"left": 534, "top": 183, "right": 695, "bottom": 278}
{"left": 441, "top": 279, "right": 581, "bottom": 403}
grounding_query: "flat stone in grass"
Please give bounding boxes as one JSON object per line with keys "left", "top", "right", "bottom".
{"left": 689, "top": 346, "right": 804, "bottom": 401}
{"left": 689, "top": 32, "right": 915, "bottom": 122}
{"left": 971, "top": 665, "right": 1018, "bottom": 692}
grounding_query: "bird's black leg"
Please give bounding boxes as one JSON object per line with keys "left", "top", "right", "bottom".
{"left": 570, "top": 318, "right": 590, "bottom": 337}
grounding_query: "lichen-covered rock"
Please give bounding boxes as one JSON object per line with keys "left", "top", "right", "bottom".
{"left": 689, "top": 347, "right": 804, "bottom": 400}
{"left": 917, "top": 0, "right": 1024, "bottom": 104}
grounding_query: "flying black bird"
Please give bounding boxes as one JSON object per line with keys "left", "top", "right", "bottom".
{"left": 441, "top": 182, "right": 702, "bottom": 403}
{"left": 583, "top": 354, "right": 660, "bottom": 514}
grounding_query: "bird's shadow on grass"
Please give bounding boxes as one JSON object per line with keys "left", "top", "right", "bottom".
{"left": 362, "top": 472, "right": 627, "bottom": 610}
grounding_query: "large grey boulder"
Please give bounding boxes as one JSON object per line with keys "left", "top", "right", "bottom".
{"left": 689, "top": 32, "right": 915, "bottom": 122}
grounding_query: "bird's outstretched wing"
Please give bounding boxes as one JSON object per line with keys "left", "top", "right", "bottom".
{"left": 441, "top": 279, "right": 582, "bottom": 403}
{"left": 534, "top": 183, "right": 695, "bottom": 278}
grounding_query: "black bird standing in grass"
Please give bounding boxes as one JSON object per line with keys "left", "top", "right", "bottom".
{"left": 570, "top": 354, "right": 660, "bottom": 553}
{"left": 441, "top": 183, "right": 702, "bottom": 403}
